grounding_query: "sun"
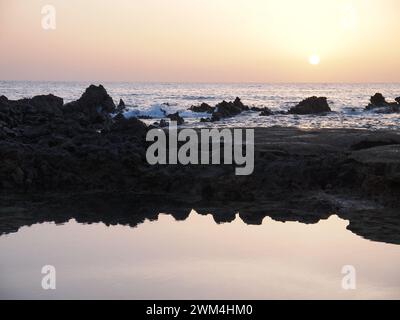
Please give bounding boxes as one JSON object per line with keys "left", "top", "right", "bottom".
{"left": 309, "top": 55, "right": 320, "bottom": 65}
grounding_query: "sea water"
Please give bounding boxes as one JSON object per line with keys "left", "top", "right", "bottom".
{"left": 1, "top": 81, "right": 399, "bottom": 130}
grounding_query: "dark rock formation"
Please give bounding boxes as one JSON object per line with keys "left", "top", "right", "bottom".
{"left": 259, "top": 108, "right": 273, "bottom": 116}
{"left": 0, "top": 85, "right": 148, "bottom": 192}
{"left": 63, "top": 84, "right": 116, "bottom": 125}
{"left": 1, "top": 191, "right": 399, "bottom": 245}
{"left": 250, "top": 106, "right": 274, "bottom": 116}
{"left": 370, "top": 93, "right": 387, "bottom": 106}
{"left": 189, "top": 103, "right": 214, "bottom": 113}
{"left": 159, "top": 119, "right": 168, "bottom": 128}
{"left": 167, "top": 112, "right": 184, "bottom": 125}
{"left": 288, "top": 97, "right": 331, "bottom": 115}
{"left": 116, "top": 99, "right": 126, "bottom": 113}
{"left": 110, "top": 113, "right": 147, "bottom": 136}
{"left": 1, "top": 86, "right": 400, "bottom": 245}
{"left": 0, "top": 94, "right": 64, "bottom": 128}
{"left": 71, "top": 84, "right": 115, "bottom": 112}
{"left": 211, "top": 97, "right": 249, "bottom": 122}
{"left": 366, "top": 93, "right": 399, "bottom": 113}
{"left": 193, "top": 98, "right": 250, "bottom": 122}
{"left": 27, "top": 94, "right": 64, "bottom": 112}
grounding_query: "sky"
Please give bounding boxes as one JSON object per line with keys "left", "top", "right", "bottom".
{"left": 0, "top": 0, "right": 399, "bottom": 83}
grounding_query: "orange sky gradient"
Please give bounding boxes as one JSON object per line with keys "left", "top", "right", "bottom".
{"left": 0, "top": 0, "right": 399, "bottom": 83}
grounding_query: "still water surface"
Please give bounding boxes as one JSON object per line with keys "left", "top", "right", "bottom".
{"left": 0, "top": 212, "right": 399, "bottom": 299}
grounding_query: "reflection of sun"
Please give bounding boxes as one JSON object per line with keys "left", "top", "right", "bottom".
{"left": 309, "top": 55, "right": 320, "bottom": 65}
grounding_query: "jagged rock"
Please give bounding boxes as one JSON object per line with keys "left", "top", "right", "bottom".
{"left": 366, "top": 93, "right": 400, "bottom": 113}
{"left": 0, "top": 85, "right": 150, "bottom": 192}
{"left": 395, "top": 97, "right": 400, "bottom": 104}
{"left": 211, "top": 97, "right": 249, "bottom": 122}
{"left": 79, "top": 84, "right": 116, "bottom": 113}
{"left": 189, "top": 103, "right": 214, "bottom": 113}
{"left": 288, "top": 97, "right": 331, "bottom": 115}
{"left": 370, "top": 93, "right": 387, "bottom": 107}
{"left": 63, "top": 85, "right": 116, "bottom": 123}
{"left": 0, "top": 95, "right": 8, "bottom": 105}
{"left": 116, "top": 99, "right": 126, "bottom": 113}
{"left": 111, "top": 114, "right": 147, "bottom": 136}
{"left": 167, "top": 112, "right": 184, "bottom": 125}
{"left": 0, "top": 94, "right": 64, "bottom": 128}
{"left": 29, "top": 94, "right": 63, "bottom": 112}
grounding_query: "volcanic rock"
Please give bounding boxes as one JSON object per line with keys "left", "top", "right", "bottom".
{"left": 116, "top": 99, "right": 126, "bottom": 113}
{"left": 167, "top": 112, "right": 184, "bottom": 125}
{"left": 211, "top": 97, "right": 249, "bottom": 122}
{"left": 189, "top": 103, "right": 214, "bottom": 113}
{"left": 366, "top": 93, "right": 399, "bottom": 113}
{"left": 288, "top": 97, "right": 331, "bottom": 115}
{"left": 63, "top": 85, "right": 116, "bottom": 124}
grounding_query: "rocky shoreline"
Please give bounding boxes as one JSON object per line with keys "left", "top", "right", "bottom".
{"left": 1, "top": 85, "right": 400, "bottom": 244}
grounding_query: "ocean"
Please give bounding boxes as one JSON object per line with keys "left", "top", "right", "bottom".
{"left": 1, "top": 81, "right": 399, "bottom": 130}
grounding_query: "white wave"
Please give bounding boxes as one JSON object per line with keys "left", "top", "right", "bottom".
{"left": 124, "top": 103, "right": 209, "bottom": 119}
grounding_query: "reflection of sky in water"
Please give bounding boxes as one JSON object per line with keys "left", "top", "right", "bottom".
{"left": 0, "top": 212, "right": 399, "bottom": 299}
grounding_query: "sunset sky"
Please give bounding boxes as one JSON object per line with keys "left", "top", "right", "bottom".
{"left": 1, "top": 0, "right": 399, "bottom": 83}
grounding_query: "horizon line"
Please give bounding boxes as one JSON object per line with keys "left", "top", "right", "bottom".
{"left": 1, "top": 79, "right": 400, "bottom": 86}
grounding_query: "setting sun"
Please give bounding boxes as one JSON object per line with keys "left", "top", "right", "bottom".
{"left": 1, "top": 0, "right": 400, "bottom": 82}
{"left": 309, "top": 55, "right": 321, "bottom": 65}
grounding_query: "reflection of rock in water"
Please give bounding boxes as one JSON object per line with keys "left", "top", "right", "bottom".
{"left": 1, "top": 193, "right": 399, "bottom": 245}
{"left": 1, "top": 85, "right": 400, "bottom": 249}
{"left": 1, "top": 85, "right": 400, "bottom": 245}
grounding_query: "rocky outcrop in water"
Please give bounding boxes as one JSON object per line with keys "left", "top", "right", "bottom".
{"left": 192, "top": 101, "right": 276, "bottom": 121}
{"left": 116, "top": 99, "right": 126, "bottom": 113}
{"left": 167, "top": 112, "right": 185, "bottom": 125}
{"left": 190, "top": 98, "right": 250, "bottom": 122}
{"left": 189, "top": 103, "right": 214, "bottom": 113}
{"left": 288, "top": 96, "right": 331, "bottom": 115}
{"left": 365, "top": 93, "right": 400, "bottom": 113}
{"left": 211, "top": 97, "right": 250, "bottom": 122}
